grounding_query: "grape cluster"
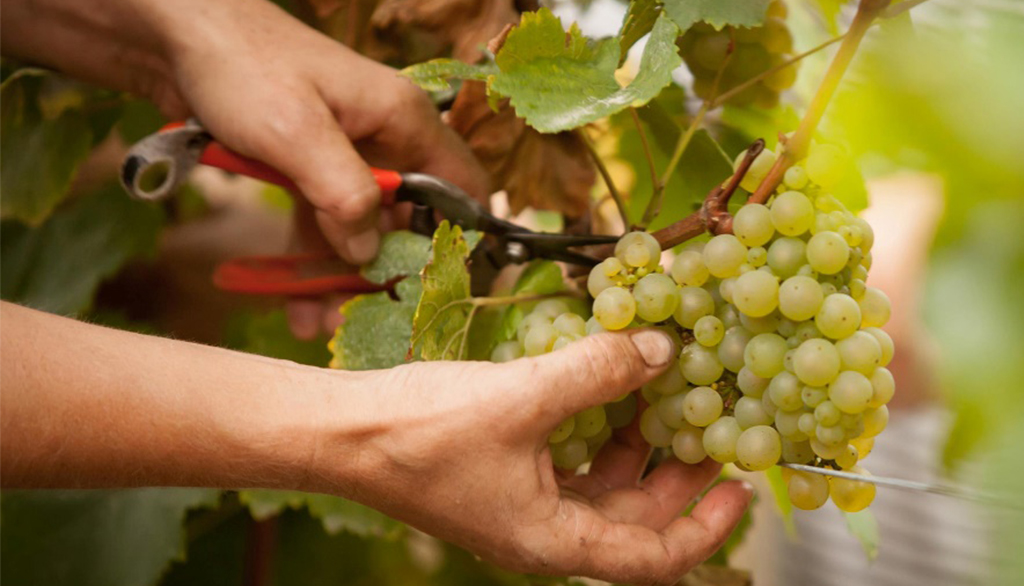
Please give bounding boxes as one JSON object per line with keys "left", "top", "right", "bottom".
{"left": 678, "top": 1, "right": 795, "bottom": 108}
{"left": 490, "top": 299, "right": 639, "bottom": 470}
{"left": 586, "top": 143, "right": 893, "bottom": 513}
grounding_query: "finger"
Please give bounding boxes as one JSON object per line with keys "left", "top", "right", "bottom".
{"left": 524, "top": 330, "right": 675, "bottom": 428}
{"left": 286, "top": 299, "right": 322, "bottom": 341}
{"left": 559, "top": 415, "right": 650, "bottom": 498}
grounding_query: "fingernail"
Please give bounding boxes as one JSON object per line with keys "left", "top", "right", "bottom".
{"left": 740, "top": 480, "right": 755, "bottom": 498}
{"left": 345, "top": 228, "right": 380, "bottom": 264}
{"left": 630, "top": 330, "right": 673, "bottom": 367}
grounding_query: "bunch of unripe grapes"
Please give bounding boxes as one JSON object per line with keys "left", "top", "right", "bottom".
{"left": 677, "top": 0, "right": 795, "bottom": 108}
{"left": 585, "top": 143, "right": 893, "bottom": 513}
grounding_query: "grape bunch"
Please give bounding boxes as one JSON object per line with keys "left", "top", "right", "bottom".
{"left": 586, "top": 143, "right": 893, "bottom": 513}
{"left": 677, "top": 1, "right": 795, "bottom": 108}
{"left": 490, "top": 299, "right": 639, "bottom": 470}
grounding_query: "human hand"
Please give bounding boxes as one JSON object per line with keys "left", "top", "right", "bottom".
{"left": 314, "top": 330, "right": 752, "bottom": 584}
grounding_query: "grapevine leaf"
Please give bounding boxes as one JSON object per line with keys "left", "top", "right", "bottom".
{"left": 662, "top": 0, "right": 771, "bottom": 31}
{"left": 843, "top": 510, "right": 880, "bottom": 562}
{"left": 831, "top": 158, "right": 869, "bottom": 213}
{"left": 1, "top": 70, "right": 94, "bottom": 224}
{"left": 763, "top": 467, "right": 796, "bottom": 536}
{"left": 160, "top": 508, "right": 246, "bottom": 586}
{"left": 329, "top": 277, "right": 421, "bottom": 370}
{"left": 0, "top": 183, "right": 164, "bottom": 315}
{"left": 0, "top": 488, "right": 220, "bottom": 586}
{"left": 488, "top": 9, "right": 681, "bottom": 133}
{"left": 238, "top": 491, "right": 403, "bottom": 539}
{"left": 618, "top": 0, "right": 664, "bottom": 59}
{"left": 360, "top": 230, "right": 432, "bottom": 284}
{"left": 720, "top": 104, "right": 800, "bottom": 152}
{"left": 410, "top": 221, "right": 478, "bottom": 361}
{"left": 400, "top": 59, "right": 497, "bottom": 92}
{"left": 497, "top": 260, "right": 567, "bottom": 341}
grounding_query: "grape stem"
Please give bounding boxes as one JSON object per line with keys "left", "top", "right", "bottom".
{"left": 579, "top": 127, "right": 631, "bottom": 231}
{"left": 749, "top": 0, "right": 892, "bottom": 204}
{"left": 700, "top": 139, "right": 766, "bottom": 235}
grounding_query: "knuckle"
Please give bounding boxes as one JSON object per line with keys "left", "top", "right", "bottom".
{"left": 581, "top": 335, "right": 641, "bottom": 386}
{"left": 321, "top": 182, "right": 380, "bottom": 223}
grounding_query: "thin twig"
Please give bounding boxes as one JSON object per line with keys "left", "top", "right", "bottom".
{"left": 579, "top": 128, "right": 631, "bottom": 231}
{"left": 632, "top": 108, "right": 663, "bottom": 229}
{"left": 701, "top": 140, "right": 766, "bottom": 234}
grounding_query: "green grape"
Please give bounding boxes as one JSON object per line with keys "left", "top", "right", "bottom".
{"left": 648, "top": 364, "right": 688, "bottom": 395}
{"left": 640, "top": 407, "right": 676, "bottom": 448}
{"left": 770, "top": 191, "right": 815, "bottom": 236}
{"left": 798, "top": 412, "right": 818, "bottom": 436}
{"left": 718, "top": 277, "right": 737, "bottom": 304}
{"left": 774, "top": 408, "right": 805, "bottom": 439}
{"left": 553, "top": 313, "right": 587, "bottom": 337}
{"left": 674, "top": 286, "right": 715, "bottom": 328}
{"left": 802, "top": 385, "right": 828, "bottom": 408}
{"left": 552, "top": 335, "right": 576, "bottom": 351}
{"left": 671, "top": 250, "right": 710, "bottom": 287}
{"left": 680, "top": 342, "right": 724, "bottom": 386}
{"left": 747, "top": 246, "right": 768, "bottom": 267}
{"left": 862, "top": 327, "right": 894, "bottom": 366}
{"left": 815, "top": 294, "right": 862, "bottom": 340}
{"left": 868, "top": 367, "right": 895, "bottom": 408}
{"left": 838, "top": 224, "right": 863, "bottom": 247}
{"left": 735, "top": 395, "right": 773, "bottom": 429}
{"left": 524, "top": 321, "right": 558, "bottom": 357}
{"left": 736, "top": 425, "right": 782, "bottom": 471}
{"left": 703, "top": 416, "right": 742, "bottom": 463}
{"left": 550, "top": 437, "right": 588, "bottom": 469}
{"left": 815, "top": 423, "right": 845, "bottom": 446}
{"left": 733, "top": 204, "right": 775, "bottom": 247}
{"left": 738, "top": 263, "right": 756, "bottom": 275}
{"left": 793, "top": 338, "right": 841, "bottom": 386}
{"left": 672, "top": 425, "right": 707, "bottom": 464}
{"left": 852, "top": 216, "right": 875, "bottom": 252}
{"left": 738, "top": 366, "right": 770, "bottom": 398}
{"left": 805, "top": 143, "right": 847, "bottom": 188}
{"left": 806, "top": 231, "right": 851, "bottom": 275}
{"left": 793, "top": 321, "right": 821, "bottom": 343}
{"left": 769, "top": 371, "right": 803, "bottom": 411}
{"left": 604, "top": 394, "right": 638, "bottom": 429}
{"left": 862, "top": 405, "right": 889, "bottom": 438}
{"left": 762, "top": 16, "right": 793, "bottom": 53}
{"left": 682, "top": 386, "right": 724, "bottom": 427}
{"left": 516, "top": 312, "right": 550, "bottom": 345}
{"left": 490, "top": 340, "right": 524, "bottom": 363}
{"left": 549, "top": 417, "right": 575, "bottom": 443}
{"left": 829, "top": 467, "right": 876, "bottom": 512}
{"left": 603, "top": 257, "right": 625, "bottom": 276}
{"left": 593, "top": 287, "right": 636, "bottom": 331}
{"left": 815, "top": 400, "right": 842, "bottom": 426}
{"left": 858, "top": 287, "right": 892, "bottom": 328}
{"left": 810, "top": 438, "right": 845, "bottom": 460}
{"left": 587, "top": 263, "right": 617, "bottom": 298}
{"left": 624, "top": 242, "right": 652, "bottom": 268}
{"left": 615, "top": 231, "right": 661, "bottom": 270}
{"left": 828, "top": 370, "right": 873, "bottom": 414}
{"left": 850, "top": 436, "right": 874, "bottom": 460}
{"left": 788, "top": 470, "right": 830, "bottom": 510}
{"left": 820, "top": 282, "right": 838, "bottom": 297}
{"left": 767, "top": 237, "right": 807, "bottom": 278}
{"left": 764, "top": 60, "right": 797, "bottom": 92}
{"left": 692, "top": 31, "right": 731, "bottom": 70}
{"left": 783, "top": 348, "right": 797, "bottom": 373}
{"left": 656, "top": 392, "right": 689, "bottom": 428}
{"left": 761, "top": 388, "right": 780, "bottom": 417}
{"left": 784, "top": 165, "right": 809, "bottom": 190}
{"left": 777, "top": 317, "right": 798, "bottom": 337}
{"left": 694, "top": 315, "right": 725, "bottom": 347}
{"left": 585, "top": 316, "right": 606, "bottom": 336}
{"left": 703, "top": 234, "right": 748, "bottom": 278}
{"left": 717, "top": 303, "right": 742, "bottom": 330}
{"left": 738, "top": 150, "right": 778, "bottom": 193}
{"left": 849, "top": 278, "right": 867, "bottom": 299}
{"left": 633, "top": 274, "right": 679, "bottom": 323}
{"left": 835, "top": 331, "right": 882, "bottom": 375}
{"left": 778, "top": 275, "right": 825, "bottom": 321}
{"left": 782, "top": 438, "right": 815, "bottom": 465}
{"left": 534, "top": 299, "right": 571, "bottom": 319}
{"left": 744, "top": 333, "right": 788, "bottom": 378}
{"left": 835, "top": 444, "right": 859, "bottom": 470}
{"left": 740, "top": 310, "right": 781, "bottom": 334}
{"left": 572, "top": 406, "right": 608, "bottom": 439}
{"left": 732, "top": 270, "right": 780, "bottom": 317}
{"left": 640, "top": 384, "right": 661, "bottom": 405}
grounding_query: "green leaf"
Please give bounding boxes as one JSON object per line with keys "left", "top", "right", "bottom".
{"left": 399, "top": 59, "right": 497, "bottom": 92}
{"left": 764, "top": 467, "right": 795, "bottom": 536}
{"left": 619, "top": 0, "right": 664, "bottom": 59}
{"left": 360, "top": 230, "right": 433, "bottom": 285}
{"left": 238, "top": 490, "right": 403, "bottom": 539}
{"left": 0, "top": 488, "right": 220, "bottom": 586}
{"left": 1, "top": 183, "right": 164, "bottom": 315}
{"left": 843, "top": 510, "right": 880, "bottom": 562}
{"left": 117, "top": 99, "right": 167, "bottom": 144}
{"left": 489, "top": 9, "right": 681, "bottom": 133}
{"left": 161, "top": 506, "right": 247, "bottom": 586}
{"left": 410, "top": 221, "right": 476, "bottom": 361}
{"left": 232, "top": 310, "right": 331, "bottom": 366}
{"left": 1, "top": 71, "right": 94, "bottom": 224}
{"left": 329, "top": 276, "right": 421, "bottom": 370}
{"left": 662, "top": 0, "right": 771, "bottom": 31}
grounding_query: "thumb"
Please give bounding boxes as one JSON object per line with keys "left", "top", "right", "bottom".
{"left": 527, "top": 329, "right": 676, "bottom": 427}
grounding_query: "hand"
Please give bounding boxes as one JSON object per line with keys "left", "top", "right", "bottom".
{"left": 313, "top": 330, "right": 752, "bottom": 584}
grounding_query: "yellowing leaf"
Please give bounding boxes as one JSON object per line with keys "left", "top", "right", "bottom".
{"left": 409, "top": 221, "right": 477, "bottom": 361}
{"left": 329, "top": 277, "right": 421, "bottom": 370}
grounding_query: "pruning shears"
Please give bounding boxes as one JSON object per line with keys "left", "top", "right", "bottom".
{"left": 120, "top": 119, "right": 616, "bottom": 296}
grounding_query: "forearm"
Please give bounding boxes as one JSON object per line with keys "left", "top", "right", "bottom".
{"left": 0, "top": 302, "right": 378, "bottom": 491}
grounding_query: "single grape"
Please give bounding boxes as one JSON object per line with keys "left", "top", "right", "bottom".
{"left": 735, "top": 395, "right": 773, "bottom": 429}
{"left": 784, "top": 165, "right": 809, "bottom": 190}
{"left": 656, "top": 392, "right": 689, "bottom": 428}
{"left": 762, "top": 16, "right": 793, "bottom": 53}
{"left": 738, "top": 150, "right": 778, "bottom": 193}
{"left": 740, "top": 311, "right": 781, "bottom": 335}
{"left": 747, "top": 246, "right": 768, "bottom": 267}
{"left": 718, "top": 277, "right": 737, "bottom": 304}
{"left": 858, "top": 287, "right": 892, "bottom": 328}
{"left": 802, "top": 385, "right": 828, "bottom": 408}
{"left": 815, "top": 294, "right": 862, "bottom": 340}
{"left": 775, "top": 408, "right": 806, "bottom": 439}
{"left": 703, "top": 234, "right": 748, "bottom": 278}
{"left": 694, "top": 315, "right": 725, "bottom": 346}
{"left": 829, "top": 467, "right": 876, "bottom": 512}
{"left": 672, "top": 425, "right": 708, "bottom": 464}
{"left": 674, "top": 286, "right": 715, "bottom": 329}
{"left": 820, "top": 282, "right": 838, "bottom": 297}
{"left": 603, "top": 257, "right": 625, "bottom": 276}
{"left": 770, "top": 190, "right": 815, "bottom": 236}
{"left": 632, "top": 273, "right": 679, "bottom": 323}
{"left": 782, "top": 438, "right": 815, "bottom": 464}
{"left": 605, "top": 393, "right": 638, "bottom": 429}
{"left": 549, "top": 417, "right": 575, "bottom": 443}
{"left": 851, "top": 216, "right": 875, "bottom": 252}
{"left": 553, "top": 313, "right": 587, "bottom": 337}
{"left": 806, "top": 231, "right": 851, "bottom": 275}
{"left": 648, "top": 364, "right": 689, "bottom": 395}
{"left": 835, "top": 331, "right": 882, "bottom": 375}
{"left": 680, "top": 343, "right": 724, "bottom": 386}
{"left": 868, "top": 367, "right": 895, "bottom": 408}
{"left": 809, "top": 437, "right": 844, "bottom": 460}
{"left": 788, "top": 470, "right": 830, "bottom": 510}
{"left": 585, "top": 316, "right": 606, "bottom": 336}
{"left": 862, "top": 405, "right": 889, "bottom": 437}
{"left": 736, "top": 425, "right": 782, "bottom": 471}
{"left": 793, "top": 321, "right": 822, "bottom": 343}
{"left": 572, "top": 406, "right": 608, "bottom": 439}
{"left": 744, "top": 333, "right": 788, "bottom": 378}
{"left": 490, "top": 340, "right": 524, "bottom": 363}
{"left": 793, "top": 338, "right": 841, "bottom": 386}
{"left": 703, "top": 416, "right": 742, "bottom": 463}
{"left": 850, "top": 436, "right": 874, "bottom": 460}
{"left": 828, "top": 370, "right": 874, "bottom": 414}
{"left": 778, "top": 275, "right": 824, "bottom": 321}
{"left": 624, "top": 242, "right": 652, "bottom": 268}
{"left": 534, "top": 299, "right": 571, "bottom": 319}
{"left": 615, "top": 231, "right": 661, "bottom": 271}
{"left": 550, "top": 437, "right": 588, "bottom": 469}
{"left": 733, "top": 204, "right": 775, "bottom": 247}
{"left": 761, "top": 388, "right": 780, "bottom": 417}
{"left": 692, "top": 31, "right": 731, "bottom": 70}
{"left": 767, "top": 237, "right": 807, "bottom": 278}
{"left": 798, "top": 412, "right": 818, "bottom": 436}
{"left": 862, "top": 327, "right": 894, "bottom": 366}
{"left": 849, "top": 278, "right": 867, "bottom": 299}
{"left": 640, "top": 407, "right": 676, "bottom": 448}
{"left": 835, "top": 444, "right": 859, "bottom": 470}
{"left": 783, "top": 348, "right": 797, "bottom": 373}
{"left": 815, "top": 423, "right": 846, "bottom": 446}
{"left": 717, "top": 304, "right": 742, "bottom": 330}
{"left": 733, "top": 270, "right": 780, "bottom": 317}
{"left": 769, "top": 371, "right": 804, "bottom": 411}
{"left": 516, "top": 312, "right": 550, "bottom": 345}
{"left": 682, "top": 386, "right": 724, "bottom": 426}
{"left": 805, "top": 144, "right": 847, "bottom": 188}
{"left": 671, "top": 250, "right": 710, "bottom": 287}
{"left": 524, "top": 321, "right": 558, "bottom": 356}
{"left": 815, "top": 400, "right": 842, "bottom": 426}
{"left": 552, "top": 335, "right": 576, "bottom": 351}
{"left": 738, "top": 366, "right": 770, "bottom": 398}
{"left": 593, "top": 287, "right": 636, "bottom": 331}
